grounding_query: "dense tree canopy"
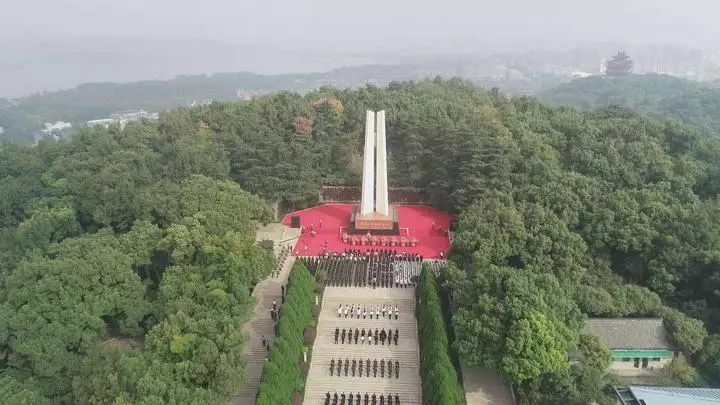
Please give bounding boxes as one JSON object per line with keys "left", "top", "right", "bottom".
{"left": 541, "top": 74, "right": 720, "bottom": 136}
{"left": 1, "top": 77, "right": 719, "bottom": 402}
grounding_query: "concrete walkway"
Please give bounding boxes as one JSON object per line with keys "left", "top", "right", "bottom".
{"left": 461, "top": 362, "right": 515, "bottom": 405}
{"left": 231, "top": 253, "right": 295, "bottom": 405}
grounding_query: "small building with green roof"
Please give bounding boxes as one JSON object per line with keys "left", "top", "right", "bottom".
{"left": 585, "top": 318, "right": 676, "bottom": 372}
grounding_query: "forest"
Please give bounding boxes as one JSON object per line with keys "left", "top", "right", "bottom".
{"left": 1, "top": 78, "right": 720, "bottom": 403}
{"left": 542, "top": 74, "right": 720, "bottom": 136}
{"left": 0, "top": 64, "right": 433, "bottom": 143}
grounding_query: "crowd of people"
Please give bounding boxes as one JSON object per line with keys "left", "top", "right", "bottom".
{"left": 328, "top": 358, "right": 400, "bottom": 379}
{"left": 425, "top": 259, "right": 447, "bottom": 275}
{"left": 301, "top": 251, "right": 422, "bottom": 288}
{"left": 333, "top": 326, "right": 400, "bottom": 346}
{"left": 325, "top": 392, "right": 401, "bottom": 405}
{"left": 273, "top": 244, "right": 292, "bottom": 278}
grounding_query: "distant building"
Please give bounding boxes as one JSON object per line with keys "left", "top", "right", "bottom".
{"left": 614, "top": 386, "right": 720, "bottom": 405}
{"left": 42, "top": 121, "right": 72, "bottom": 133}
{"left": 87, "top": 110, "right": 158, "bottom": 129}
{"left": 606, "top": 51, "right": 635, "bottom": 76}
{"left": 584, "top": 318, "right": 675, "bottom": 372}
{"left": 34, "top": 121, "right": 73, "bottom": 143}
{"left": 87, "top": 118, "right": 119, "bottom": 128}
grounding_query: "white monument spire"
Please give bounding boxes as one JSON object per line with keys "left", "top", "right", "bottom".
{"left": 360, "top": 110, "right": 376, "bottom": 215}
{"left": 375, "top": 110, "right": 389, "bottom": 216}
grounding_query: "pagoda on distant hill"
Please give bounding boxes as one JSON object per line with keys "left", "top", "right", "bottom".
{"left": 606, "top": 51, "right": 634, "bottom": 76}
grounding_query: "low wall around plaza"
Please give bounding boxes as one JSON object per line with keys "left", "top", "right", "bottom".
{"left": 321, "top": 186, "right": 430, "bottom": 205}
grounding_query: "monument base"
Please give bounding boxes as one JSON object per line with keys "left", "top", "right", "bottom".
{"left": 349, "top": 206, "right": 399, "bottom": 235}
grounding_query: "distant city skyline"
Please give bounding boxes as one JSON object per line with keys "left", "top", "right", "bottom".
{"left": 2, "top": 0, "right": 719, "bottom": 97}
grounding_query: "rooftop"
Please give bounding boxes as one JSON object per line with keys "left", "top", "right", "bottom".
{"left": 585, "top": 318, "right": 673, "bottom": 350}
{"left": 616, "top": 386, "right": 720, "bottom": 405}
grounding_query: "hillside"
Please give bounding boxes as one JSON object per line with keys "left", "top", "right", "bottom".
{"left": 541, "top": 74, "right": 720, "bottom": 136}
{"left": 1, "top": 79, "right": 719, "bottom": 403}
{"left": 0, "top": 65, "right": 444, "bottom": 142}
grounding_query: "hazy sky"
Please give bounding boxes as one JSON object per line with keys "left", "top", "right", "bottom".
{"left": 1, "top": 0, "right": 719, "bottom": 97}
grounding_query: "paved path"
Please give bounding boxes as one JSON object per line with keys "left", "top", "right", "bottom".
{"left": 461, "top": 362, "right": 515, "bottom": 405}
{"left": 231, "top": 252, "right": 295, "bottom": 405}
{"left": 303, "top": 287, "right": 422, "bottom": 404}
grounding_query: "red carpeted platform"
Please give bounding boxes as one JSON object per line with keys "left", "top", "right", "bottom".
{"left": 282, "top": 204, "right": 453, "bottom": 258}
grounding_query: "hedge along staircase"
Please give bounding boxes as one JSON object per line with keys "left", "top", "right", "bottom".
{"left": 303, "top": 286, "right": 422, "bottom": 404}
{"left": 231, "top": 253, "right": 295, "bottom": 405}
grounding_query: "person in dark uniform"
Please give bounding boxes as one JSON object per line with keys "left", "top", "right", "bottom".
{"left": 387, "top": 329, "right": 392, "bottom": 345}
{"left": 364, "top": 393, "right": 369, "bottom": 405}
{"left": 380, "top": 359, "right": 385, "bottom": 377}
{"left": 373, "top": 359, "right": 378, "bottom": 377}
{"left": 372, "top": 393, "right": 377, "bottom": 405}
{"left": 325, "top": 392, "right": 331, "bottom": 405}
{"left": 379, "top": 394, "right": 384, "bottom": 405}
{"left": 395, "top": 360, "right": 400, "bottom": 378}
{"left": 380, "top": 329, "right": 386, "bottom": 345}
{"left": 335, "top": 327, "right": 340, "bottom": 344}
{"left": 356, "top": 393, "right": 362, "bottom": 405}
{"left": 394, "top": 328, "right": 398, "bottom": 345}
{"left": 395, "top": 394, "right": 399, "bottom": 405}
{"left": 330, "top": 358, "right": 335, "bottom": 376}
{"left": 341, "top": 328, "right": 346, "bottom": 344}
{"left": 366, "top": 358, "right": 371, "bottom": 375}
{"left": 352, "top": 358, "right": 357, "bottom": 376}
{"left": 374, "top": 329, "right": 378, "bottom": 345}
{"left": 388, "top": 394, "right": 393, "bottom": 405}
{"left": 354, "top": 328, "right": 359, "bottom": 344}
{"left": 388, "top": 359, "right": 393, "bottom": 378}
{"left": 344, "top": 358, "right": 349, "bottom": 376}
{"left": 333, "top": 392, "right": 339, "bottom": 404}
{"left": 341, "top": 393, "right": 346, "bottom": 405}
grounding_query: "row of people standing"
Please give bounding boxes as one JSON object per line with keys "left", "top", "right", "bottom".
{"left": 334, "top": 327, "right": 399, "bottom": 346}
{"left": 337, "top": 304, "right": 399, "bottom": 319}
{"left": 329, "top": 358, "right": 400, "bottom": 378}
{"left": 325, "top": 392, "right": 400, "bottom": 405}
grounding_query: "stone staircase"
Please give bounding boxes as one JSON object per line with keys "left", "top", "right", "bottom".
{"left": 303, "top": 287, "right": 422, "bottom": 404}
{"left": 231, "top": 254, "right": 295, "bottom": 405}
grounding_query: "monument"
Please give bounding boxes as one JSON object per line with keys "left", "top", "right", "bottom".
{"left": 350, "top": 110, "right": 399, "bottom": 234}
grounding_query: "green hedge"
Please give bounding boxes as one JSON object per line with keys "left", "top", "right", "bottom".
{"left": 256, "top": 262, "right": 315, "bottom": 405}
{"left": 417, "top": 266, "right": 466, "bottom": 405}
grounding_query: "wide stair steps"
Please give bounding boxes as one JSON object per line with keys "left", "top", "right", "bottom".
{"left": 303, "top": 287, "right": 422, "bottom": 405}
{"left": 231, "top": 253, "right": 295, "bottom": 405}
